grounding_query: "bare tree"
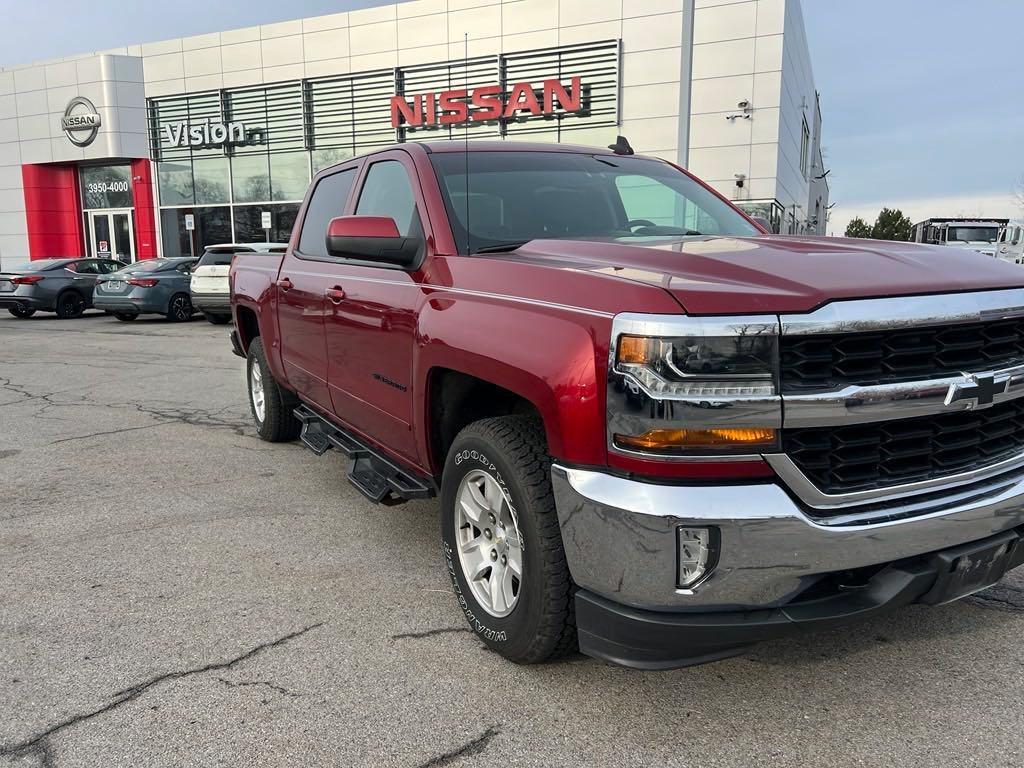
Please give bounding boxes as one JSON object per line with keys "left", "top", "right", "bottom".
{"left": 1015, "top": 173, "right": 1024, "bottom": 216}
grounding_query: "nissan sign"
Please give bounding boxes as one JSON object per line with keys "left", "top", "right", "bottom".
{"left": 390, "top": 76, "right": 585, "bottom": 128}
{"left": 61, "top": 97, "right": 102, "bottom": 147}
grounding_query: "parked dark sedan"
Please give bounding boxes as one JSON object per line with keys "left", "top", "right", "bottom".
{"left": 93, "top": 257, "right": 199, "bottom": 322}
{"left": 0, "top": 258, "right": 127, "bottom": 318}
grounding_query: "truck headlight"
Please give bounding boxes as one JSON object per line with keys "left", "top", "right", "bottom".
{"left": 608, "top": 314, "right": 781, "bottom": 456}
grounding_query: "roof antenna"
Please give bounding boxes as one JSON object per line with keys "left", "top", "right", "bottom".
{"left": 608, "top": 135, "right": 634, "bottom": 156}
{"left": 464, "top": 32, "right": 471, "bottom": 256}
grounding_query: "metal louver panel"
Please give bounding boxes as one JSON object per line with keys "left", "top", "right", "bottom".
{"left": 147, "top": 39, "right": 621, "bottom": 160}
{"left": 224, "top": 82, "right": 305, "bottom": 155}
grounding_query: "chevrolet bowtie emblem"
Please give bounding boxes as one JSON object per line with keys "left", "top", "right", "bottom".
{"left": 944, "top": 373, "right": 1010, "bottom": 409}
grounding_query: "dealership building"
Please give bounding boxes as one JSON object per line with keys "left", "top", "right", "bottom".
{"left": 0, "top": 0, "right": 827, "bottom": 269}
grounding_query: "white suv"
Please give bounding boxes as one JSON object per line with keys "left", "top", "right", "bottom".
{"left": 190, "top": 243, "right": 287, "bottom": 324}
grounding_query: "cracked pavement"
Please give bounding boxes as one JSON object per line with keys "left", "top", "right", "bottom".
{"left": 2, "top": 311, "right": 1024, "bottom": 767}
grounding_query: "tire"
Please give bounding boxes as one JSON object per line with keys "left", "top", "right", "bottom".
{"left": 204, "top": 312, "right": 231, "bottom": 325}
{"left": 55, "top": 291, "right": 86, "bottom": 319}
{"left": 440, "top": 416, "right": 576, "bottom": 664}
{"left": 246, "top": 336, "right": 301, "bottom": 442}
{"left": 7, "top": 304, "right": 35, "bottom": 319}
{"left": 166, "top": 293, "right": 193, "bottom": 322}
{"left": 113, "top": 312, "right": 137, "bottom": 322}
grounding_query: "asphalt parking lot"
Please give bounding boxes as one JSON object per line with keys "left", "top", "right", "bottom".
{"left": 2, "top": 311, "right": 1024, "bottom": 768}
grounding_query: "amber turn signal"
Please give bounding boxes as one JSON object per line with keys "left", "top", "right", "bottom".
{"left": 616, "top": 335, "right": 653, "bottom": 365}
{"left": 615, "top": 427, "right": 777, "bottom": 450}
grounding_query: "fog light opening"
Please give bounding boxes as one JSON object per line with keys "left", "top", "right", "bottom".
{"left": 677, "top": 526, "right": 719, "bottom": 589}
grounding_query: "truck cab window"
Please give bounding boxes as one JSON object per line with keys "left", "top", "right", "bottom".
{"left": 298, "top": 168, "right": 357, "bottom": 258}
{"left": 355, "top": 161, "right": 419, "bottom": 236}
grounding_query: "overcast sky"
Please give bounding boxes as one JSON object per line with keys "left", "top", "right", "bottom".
{"left": 4, "top": 0, "right": 1022, "bottom": 234}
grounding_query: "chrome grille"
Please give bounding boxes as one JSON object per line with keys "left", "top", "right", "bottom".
{"left": 780, "top": 319, "right": 1024, "bottom": 391}
{"left": 782, "top": 397, "right": 1024, "bottom": 496}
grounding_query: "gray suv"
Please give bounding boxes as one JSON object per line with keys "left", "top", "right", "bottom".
{"left": 0, "top": 258, "right": 126, "bottom": 319}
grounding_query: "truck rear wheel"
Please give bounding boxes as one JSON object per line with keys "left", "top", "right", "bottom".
{"left": 440, "top": 416, "right": 576, "bottom": 664}
{"left": 246, "top": 337, "right": 301, "bottom": 442}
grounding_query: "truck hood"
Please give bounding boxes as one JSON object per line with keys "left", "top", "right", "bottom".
{"left": 497, "top": 235, "right": 1024, "bottom": 314}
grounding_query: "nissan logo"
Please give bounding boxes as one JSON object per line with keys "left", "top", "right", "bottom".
{"left": 61, "top": 96, "right": 102, "bottom": 147}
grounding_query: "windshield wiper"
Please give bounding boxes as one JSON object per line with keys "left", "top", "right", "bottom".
{"left": 472, "top": 241, "right": 531, "bottom": 254}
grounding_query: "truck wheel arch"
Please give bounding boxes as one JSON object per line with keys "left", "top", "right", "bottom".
{"left": 235, "top": 305, "right": 260, "bottom": 351}
{"left": 425, "top": 367, "right": 552, "bottom": 476}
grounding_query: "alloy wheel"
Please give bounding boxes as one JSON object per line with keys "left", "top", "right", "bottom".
{"left": 170, "top": 295, "right": 191, "bottom": 321}
{"left": 454, "top": 469, "right": 523, "bottom": 617}
{"left": 249, "top": 362, "right": 266, "bottom": 423}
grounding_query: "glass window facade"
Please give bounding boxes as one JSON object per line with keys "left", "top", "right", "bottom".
{"left": 81, "top": 165, "right": 133, "bottom": 209}
{"left": 147, "top": 40, "right": 620, "bottom": 254}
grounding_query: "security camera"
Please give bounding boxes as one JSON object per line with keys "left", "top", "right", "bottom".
{"left": 738, "top": 100, "right": 750, "bottom": 110}
{"left": 734, "top": 173, "right": 746, "bottom": 188}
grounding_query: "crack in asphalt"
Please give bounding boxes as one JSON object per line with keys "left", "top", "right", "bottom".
{"left": 120, "top": 402, "right": 250, "bottom": 435}
{"left": 51, "top": 422, "right": 178, "bottom": 444}
{"left": 392, "top": 627, "right": 471, "bottom": 640}
{"left": 414, "top": 727, "right": 500, "bottom": 768}
{"left": 0, "top": 371, "right": 250, "bottom": 441}
{"left": 0, "top": 622, "right": 324, "bottom": 767}
{"left": 215, "top": 677, "right": 301, "bottom": 698}
{"left": 966, "top": 583, "right": 1024, "bottom": 613}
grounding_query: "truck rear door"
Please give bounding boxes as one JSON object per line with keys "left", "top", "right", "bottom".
{"left": 276, "top": 164, "right": 360, "bottom": 412}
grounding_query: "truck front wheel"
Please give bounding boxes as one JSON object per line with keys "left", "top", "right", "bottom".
{"left": 440, "top": 416, "right": 577, "bottom": 664}
{"left": 246, "top": 337, "right": 301, "bottom": 442}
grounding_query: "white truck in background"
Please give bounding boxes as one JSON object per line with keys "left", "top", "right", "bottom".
{"left": 911, "top": 217, "right": 1007, "bottom": 258}
{"left": 996, "top": 220, "right": 1024, "bottom": 265}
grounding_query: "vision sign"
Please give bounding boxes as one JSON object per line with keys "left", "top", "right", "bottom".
{"left": 390, "top": 76, "right": 584, "bottom": 128}
{"left": 162, "top": 121, "right": 259, "bottom": 148}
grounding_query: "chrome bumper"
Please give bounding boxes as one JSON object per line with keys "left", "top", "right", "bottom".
{"left": 551, "top": 463, "right": 1024, "bottom": 612}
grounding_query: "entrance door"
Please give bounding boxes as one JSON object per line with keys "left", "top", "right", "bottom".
{"left": 88, "top": 210, "right": 135, "bottom": 264}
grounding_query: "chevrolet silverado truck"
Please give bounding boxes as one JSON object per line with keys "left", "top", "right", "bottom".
{"left": 229, "top": 139, "right": 1024, "bottom": 669}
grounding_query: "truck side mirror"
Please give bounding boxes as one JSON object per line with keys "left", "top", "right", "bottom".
{"left": 325, "top": 216, "right": 422, "bottom": 267}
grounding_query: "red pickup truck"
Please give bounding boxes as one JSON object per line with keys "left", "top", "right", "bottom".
{"left": 230, "top": 140, "right": 1024, "bottom": 669}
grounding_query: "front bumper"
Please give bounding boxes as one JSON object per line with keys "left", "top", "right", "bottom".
{"left": 552, "top": 464, "right": 1024, "bottom": 667}
{"left": 191, "top": 291, "right": 230, "bottom": 313}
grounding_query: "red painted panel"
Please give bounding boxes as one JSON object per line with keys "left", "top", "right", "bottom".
{"left": 130, "top": 158, "right": 157, "bottom": 259}
{"left": 22, "top": 164, "right": 83, "bottom": 259}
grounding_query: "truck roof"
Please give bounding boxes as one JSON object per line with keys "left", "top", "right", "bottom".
{"left": 411, "top": 140, "right": 620, "bottom": 155}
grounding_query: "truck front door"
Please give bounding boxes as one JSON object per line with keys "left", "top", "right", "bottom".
{"left": 322, "top": 152, "right": 425, "bottom": 465}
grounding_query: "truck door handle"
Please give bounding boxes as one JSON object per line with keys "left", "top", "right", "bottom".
{"left": 325, "top": 286, "right": 345, "bottom": 304}
{"left": 277, "top": 277, "right": 293, "bottom": 291}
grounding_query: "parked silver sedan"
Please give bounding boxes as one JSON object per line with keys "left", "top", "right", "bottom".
{"left": 0, "top": 258, "right": 126, "bottom": 319}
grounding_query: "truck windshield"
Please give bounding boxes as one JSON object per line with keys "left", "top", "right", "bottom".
{"left": 946, "top": 227, "right": 998, "bottom": 243}
{"left": 429, "top": 151, "right": 761, "bottom": 255}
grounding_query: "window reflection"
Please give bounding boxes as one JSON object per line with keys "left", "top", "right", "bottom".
{"left": 270, "top": 152, "right": 310, "bottom": 202}
{"left": 232, "top": 154, "right": 271, "bottom": 203}
{"left": 193, "top": 157, "right": 230, "bottom": 204}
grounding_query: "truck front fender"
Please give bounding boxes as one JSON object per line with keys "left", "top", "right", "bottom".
{"left": 415, "top": 296, "right": 611, "bottom": 468}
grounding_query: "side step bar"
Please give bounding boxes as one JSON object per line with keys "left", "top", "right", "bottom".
{"left": 294, "top": 404, "right": 436, "bottom": 505}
